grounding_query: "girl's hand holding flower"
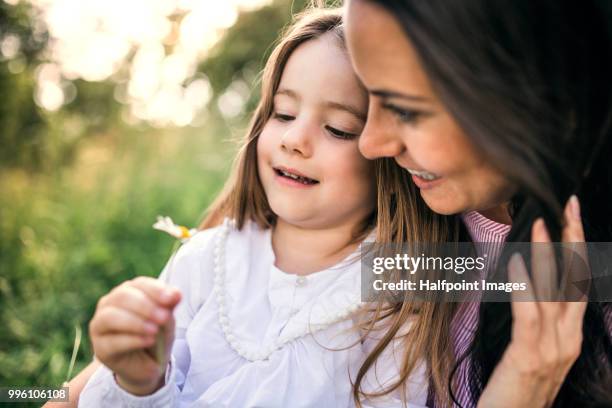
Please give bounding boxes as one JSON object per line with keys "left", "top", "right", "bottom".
{"left": 88, "top": 276, "right": 181, "bottom": 396}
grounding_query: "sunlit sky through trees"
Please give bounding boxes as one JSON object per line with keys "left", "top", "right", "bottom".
{"left": 1, "top": 0, "right": 272, "bottom": 126}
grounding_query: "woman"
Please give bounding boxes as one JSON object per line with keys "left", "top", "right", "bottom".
{"left": 345, "top": 0, "right": 612, "bottom": 407}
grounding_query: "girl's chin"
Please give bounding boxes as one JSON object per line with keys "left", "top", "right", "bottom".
{"left": 269, "top": 203, "right": 315, "bottom": 224}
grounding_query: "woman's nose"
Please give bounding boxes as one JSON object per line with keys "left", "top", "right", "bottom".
{"left": 280, "top": 120, "right": 314, "bottom": 158}
{"left": 358, "top": 115, "right": 405, "bottom": 160}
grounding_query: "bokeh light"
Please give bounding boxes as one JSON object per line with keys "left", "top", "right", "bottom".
{"left": 23, "top": 0, "right": 272, "bottom": 125}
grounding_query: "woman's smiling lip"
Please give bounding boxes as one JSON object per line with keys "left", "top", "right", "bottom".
{"left": 394, "top": 159, "right": 442, "bottom": 184}
{"left": 395, "top": 162, "right": 444, "bottom": 190}
{"left": 411, "top": 173, "right": 443, "bottom": 190}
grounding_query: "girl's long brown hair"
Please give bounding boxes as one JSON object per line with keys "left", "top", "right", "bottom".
{"left": 362, "top": 1, "right": 612, "bottom": 407}
{"left": 198, "top": 6, "right": 459, "bottom": 407}
{"left": 354, "top": 158, "right": 460, "bottom": 408}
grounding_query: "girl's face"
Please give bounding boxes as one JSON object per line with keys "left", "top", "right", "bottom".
{"left": 345, "top": 0, "right": 515, "bottom": 216}
{"left": 257, "top": 34, "right": 375, "bottom": 230}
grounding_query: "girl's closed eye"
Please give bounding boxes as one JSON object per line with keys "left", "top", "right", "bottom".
{"left": 273, "top": 111, "right": 295, "bottom": 122}
{"left": 325, "top": 125, "right": 358, "bottom": 140}
{"left": 382, "top": 103, "right": 430, "bottom": 125}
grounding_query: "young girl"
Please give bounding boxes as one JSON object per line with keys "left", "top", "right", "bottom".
{"left": 76, "top": 8, "right": 432, "bottom": 407}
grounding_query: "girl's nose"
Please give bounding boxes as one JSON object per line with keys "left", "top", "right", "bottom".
{"left": 358, "top": 115, "right": 405, "bottom": 160}
{"left": 280, "top": 120, "right": 313, "bottom": 158}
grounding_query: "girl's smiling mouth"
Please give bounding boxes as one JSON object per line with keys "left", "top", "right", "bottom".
{"left": 273, "top": 165, "right": 320, "bottom": 186}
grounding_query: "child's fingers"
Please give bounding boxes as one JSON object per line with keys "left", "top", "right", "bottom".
{"left": 91, "top": 306, "right": 159, "bottom": 337}
{"left": 101, "top": 284, "right": 170, "bottom": 324}
{"left": 128, "top": 276, "right": 182, "bottom": 307}
{"left": 95, "top": 333, "right": 156, "bottom": 358}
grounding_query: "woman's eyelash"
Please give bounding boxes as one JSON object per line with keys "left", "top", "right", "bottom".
{"left": 325, "top": 126, "right": 357, "bottom": 140}
{"left": 382, "top": 103, "right": 425, "bottom": 123}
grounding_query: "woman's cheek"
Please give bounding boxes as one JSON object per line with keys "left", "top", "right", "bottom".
{"left": 414, "top": 116, "right": 478, "bottom": 175}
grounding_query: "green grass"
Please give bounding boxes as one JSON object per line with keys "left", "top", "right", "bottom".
{"left": 0, "top": 118, "right": 237, "bottom": 403}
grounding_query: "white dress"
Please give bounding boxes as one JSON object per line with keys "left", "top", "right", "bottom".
{"left": 78, "top": 220, "right": 428, "bottom": 407}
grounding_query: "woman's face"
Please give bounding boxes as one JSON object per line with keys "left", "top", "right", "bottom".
{"left": 345, "top": 0, "right": 515, "bottom": 216}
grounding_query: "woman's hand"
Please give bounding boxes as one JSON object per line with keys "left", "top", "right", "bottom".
{"left": 478, "top": 196, "right": 588, "bottom": 408}
{"left": 89, "top": 276, "right": 181, "bottom": 396}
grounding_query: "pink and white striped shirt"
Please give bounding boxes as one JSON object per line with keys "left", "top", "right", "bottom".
{"left": 429, "top": 211, "right": 510, "bottom": 408}
{"left": 427, "top": 211, "right": 611, "bottom": 407}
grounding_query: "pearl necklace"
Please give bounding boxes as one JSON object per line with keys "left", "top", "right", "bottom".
{"left": 212, "top": 219, "right": 363, "bottom": 362}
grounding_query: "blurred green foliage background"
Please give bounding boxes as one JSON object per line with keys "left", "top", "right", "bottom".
{"left": 0, "top": 0, "right": 326, "bottom": 401}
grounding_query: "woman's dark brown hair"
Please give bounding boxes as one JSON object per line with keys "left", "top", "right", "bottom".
{"left": 357, "top": 0, "right": 612, "bottom": 406}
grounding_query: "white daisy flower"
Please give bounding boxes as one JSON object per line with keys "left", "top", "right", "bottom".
{"left": 153, "top": 215, "right": 196, "bottom": 241}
